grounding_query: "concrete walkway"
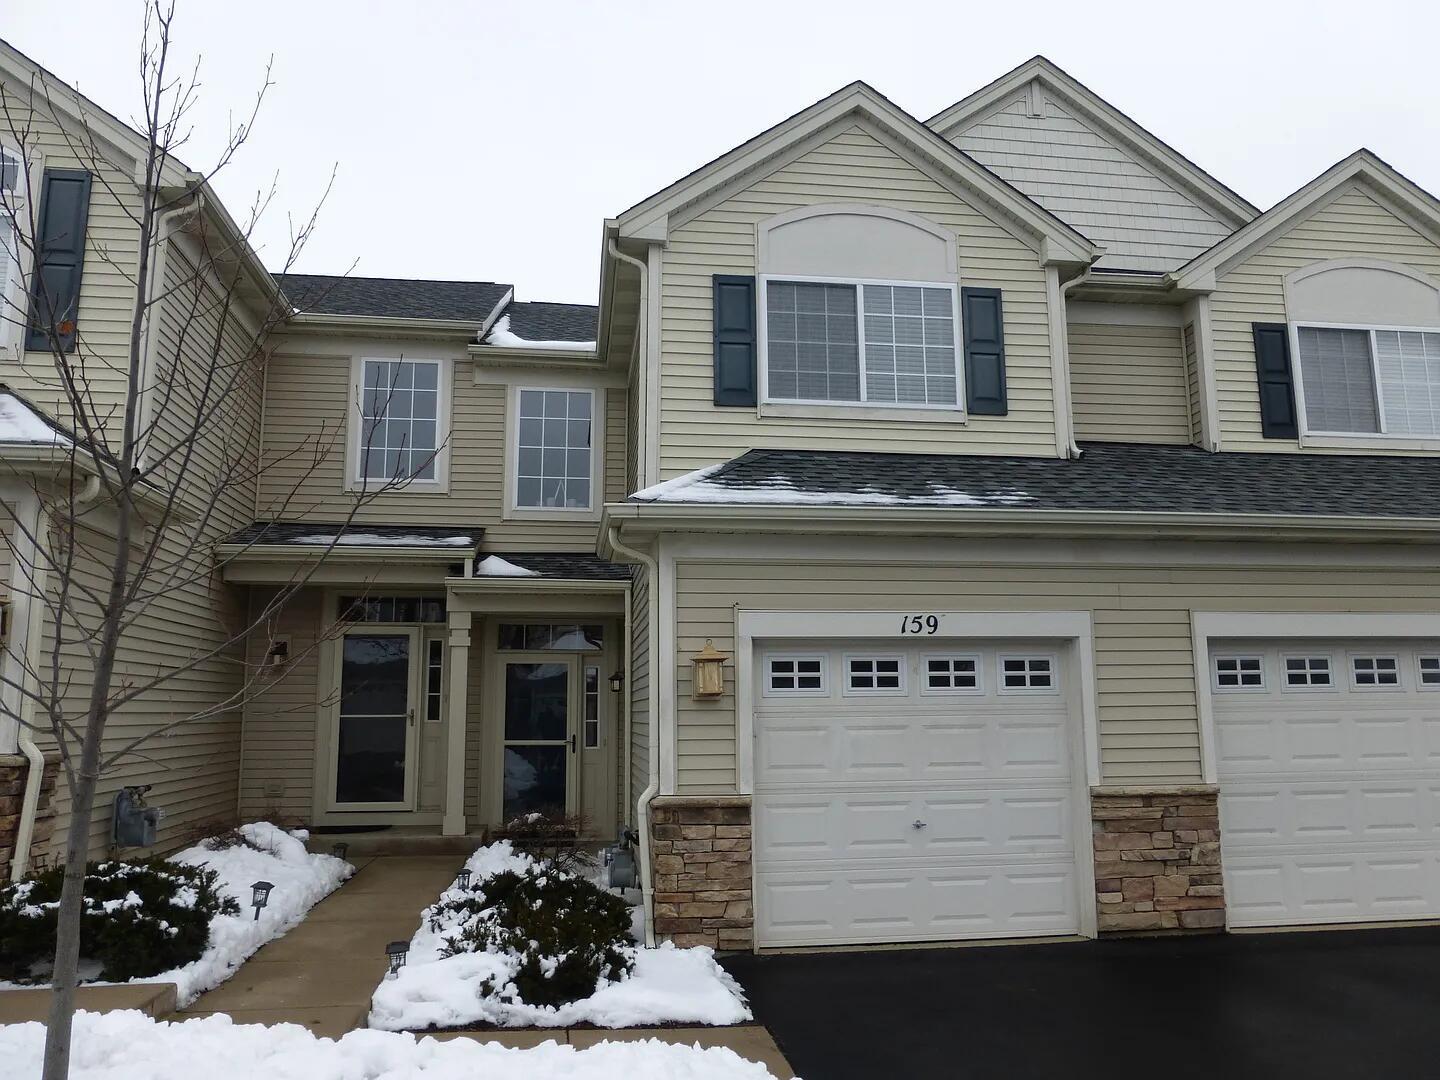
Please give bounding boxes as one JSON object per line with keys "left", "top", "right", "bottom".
{"left": 432, "top": 1025, "right": 794, "bottom": 1077}
{"left": 183, "top": 853, "right": 463, "bottom": 1037}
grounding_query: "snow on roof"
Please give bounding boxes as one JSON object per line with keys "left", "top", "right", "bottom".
{"left": 484, "top": 314, "right": 596, "bottom": 352}
{"left": 288, "top": 533, "right": 477, "bottom": 547}
{"left": 0, "top": 392, "right": 70, "bottom": 446}
{"left": 476, "top": 555, "right": 540, "bottom": 577}
{"left": 632, "top": 463, "right": 1032, "bottom": 507}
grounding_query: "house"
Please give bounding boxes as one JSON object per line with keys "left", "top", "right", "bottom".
{"left": 4, "top": 43, "right": 1440, "bottom": 955}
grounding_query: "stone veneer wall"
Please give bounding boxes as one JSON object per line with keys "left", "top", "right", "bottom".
{"left": 0, "top": 751, "right": 62, "bottom": 881}
{"left": 649, "top": 795, "right": 753, "bottom": 950}
{"left": 1092, "top": 785, "right": 1225, "bottom": 932}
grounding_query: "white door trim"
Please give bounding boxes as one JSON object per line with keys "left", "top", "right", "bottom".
{"left": 1191, "top": 611, "right": 1440, "bottom": 786}
{"left": 736, "top": 607, "right": 1100, "bottom": 941}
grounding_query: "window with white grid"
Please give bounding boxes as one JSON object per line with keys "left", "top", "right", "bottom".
{"left": 999, "top": 655, "right": 1056, "bottom": 692}
{"left": 1418, "top": 655, "right": 1440, "bottom": 688}
{"left": 923, "top": 656, "right": 980, "bottom": 692}
{"left": 0, "top": 145, "right": 22, "bottom": 356}
{"left": 1352, "top": 655, "right": 1400, "bottom": 687}
{"left": 763, "top": 277, "right": 960, "bottom": 408}
{"left": 845, "top": 656, "right": 904, "bottom": 693}
{"left": 765, "top": 655, "right": 826, "bottom": 694}
{"left": 357, "top": 359, "right": 442, "bottom": 482}
{"left": 1296, "top": 325, "right": 1440, "bottom": 437}
{"left": 515, "top": 388, "right": 593, "bottom": 509}
{"left": 1283, "top": 655, "right": 1332, "bottom": 688}
{"left": 1214, "top": 655, "right": 1264, "bottom": 690}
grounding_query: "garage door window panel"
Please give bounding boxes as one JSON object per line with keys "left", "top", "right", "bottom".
{"left": 1214, "top": 655, "right": 1265, "bottom": 691}
{"left": 922, "top": 655, "right": 982, "bottom": 695}
{"left": 1351, "top": 655, "right": 1401, "bottom": 689}
{"left": 765, "top": 654, "right": 827, "bottom": 696}
{"left": 1417, "top": 655, "right": 1440, "bottom": 688}
{"left": 1282, "top": 655, "right": 1334, "bottom": 690}
{"left": 998, "top": 655, "right": 1058, "bottom": 694}
{"left": 843, "top": 655, "right": 906, "bottom": 695}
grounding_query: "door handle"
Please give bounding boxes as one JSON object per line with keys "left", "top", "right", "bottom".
{"left": 407, "top": 708, "right": 415, "bottom": 727}
{"left": 570, "top": 734, "right": 577, "bottom": 753}
{"left": 912, "top": 820, "right": 928, "bottom": 830}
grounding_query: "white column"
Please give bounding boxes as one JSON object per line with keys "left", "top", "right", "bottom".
{"left": 441, "top": 609, "right": 471, "bottom": 836}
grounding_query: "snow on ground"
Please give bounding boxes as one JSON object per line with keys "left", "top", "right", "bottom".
{"left": 0, "top": 1010, "right": 783, "bottom": 1080}
{"left": 485, "top": 314, "right": 596, "bottom": 352}
{"left": 632, "top": 463, "right": 1032, "bottom": 507}
{"left": 368, "top": 841, "right": 751, "bottom": 1031}
{"left": 159, "top": 823, "right": 352, "bottom": 1005}
{"left": 475, "top": 555, "right": 540, "bottom": 576}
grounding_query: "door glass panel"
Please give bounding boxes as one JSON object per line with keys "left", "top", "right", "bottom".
{"left": 504, "top": 745, "right": 567, "bottom": 818}
{"left": 336, "top": 634, "right": 411, "bottom": 804}
{"left": 504, "top": 663, "right": 568, "bottom": 740}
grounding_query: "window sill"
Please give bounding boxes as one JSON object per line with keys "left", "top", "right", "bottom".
{"left": 345, "top": 477, "right": 451, "bottom": 495}
{"left": 502, "top": 506, "right": 601, "bottom": 523}
{"left": 758, "top": 402, "right": 968, "bottom": 424}
{"left": 1301, "top": 433, "right": 1440, "bottom": 452}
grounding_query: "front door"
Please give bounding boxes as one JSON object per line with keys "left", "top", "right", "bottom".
{"left": 333, "top": 628, "right": 419, "bottom": 809}
{"left": 501, "top": 657, "right": 579, "bottom": 821}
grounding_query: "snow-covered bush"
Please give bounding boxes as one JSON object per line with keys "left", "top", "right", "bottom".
{"left": 0, "top": 860, "right": 239, "bottom": 984}
{"left": 432, "top": 864, "right": 632, "bottom": 1007}
{"left": 490, "top": 810, "right": 592, "bottom": 874}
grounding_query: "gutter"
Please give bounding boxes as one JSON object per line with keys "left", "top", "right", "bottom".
{"left": 604, "top": 525, "right": 660, "bottom": 947}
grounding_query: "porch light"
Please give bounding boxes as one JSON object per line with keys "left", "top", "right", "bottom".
{"left": 264, "top": 638, "right": 290, "bottom": 671}
{"left": 608, "top": 670, "right": 624, "bottom": 693}
{"left": 385, "top": 940, "right": 409, "bottom": 975}
{"left": 690, "top": 639, "right": 730, "bottom": 700}
{"left": 250, "top": 880, "right": 274, "bottom": 921}
{"left": 455, "top": 868, "right": 472, "bottom": 890}
{"left": 331, "top": 842, "right": 349, "bottom": 861}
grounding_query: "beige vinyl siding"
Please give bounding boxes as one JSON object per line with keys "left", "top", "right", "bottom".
{"left": 258, "top": 344, "right": 627, "bottom": 548}
{"left": 1068, "top": 322, "right": 1191, "bottom": 444}
{"left": 949, "top": 88, "right": 1234, "bottom": 273}
{"left": 670, "top": 548, "right": 1440, "bottom": 792}
{"left": 1212, "top": 185, "right": 1440, "bottom": 453}
{"left": 628, "top": 569, "right": 650, "bottom": 815}
{"left": 1183, "top": 322, "right": 1201, "bottom": 445}
{"left": 658, "top": 124, "right": 1056, "bottom": 477}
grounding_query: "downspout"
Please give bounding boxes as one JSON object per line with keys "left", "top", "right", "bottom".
{"left": 1057, "top": 267, "right": 1095, "bottom": 460}
{"left": 606, "top": 238, "right": 648, "bottom": 485}
{"left": 606, "top": 524, "right": 660, "bottom": 947}
{"left": 8, "top": 491, "right": 48, "bottom": 880}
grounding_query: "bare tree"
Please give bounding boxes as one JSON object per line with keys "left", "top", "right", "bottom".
{"left": 0, "top": 6, "right": 433, "bottom": 1076}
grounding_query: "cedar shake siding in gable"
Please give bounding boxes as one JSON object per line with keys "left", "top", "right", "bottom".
{"left": 657, "top": 124, "right": 1056, "bottom": 477}
{"left": 1067, "top": 321, "right": 1192, "bottom": 444}
{"left": 1211, "top": 186, "right": 1440, "bottom": 453}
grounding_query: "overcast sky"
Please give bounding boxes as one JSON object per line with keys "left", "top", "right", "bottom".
{"left": 8, "top": 1, "right": 1440, "bottom": 305}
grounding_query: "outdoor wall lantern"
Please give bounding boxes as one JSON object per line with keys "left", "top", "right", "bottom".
{"left": 690, "top": 639, "right": 730, "bottom": 700}
{"left": 263, "top": 637, "right": 290, "bottom": 672}
{"left": 608, "top": 670, "right": 625, "bottom": 693}
{"left": 386, "top": 940, "right": 409, "bottom": 976}
{"left": 250, "top": 880, "right": 274, "bottom": 921}
{"left": 455, "top": 868, "right": 472, "bottom": 890}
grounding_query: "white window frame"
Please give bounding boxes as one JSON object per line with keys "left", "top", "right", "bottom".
{"left": 346, "top": 354, "right": 451, "bottom": 492}
{"left": 919, "top": 653, "right": 984, "bottom": 696}
{"left": 0, "top": 139, "right": 33, "bottom": 361}
{"left": 1279, "top": 653, "right": 1335, "bottom": 692}
{"left": 762, "top": 653, "right": 828, "bottom": 697}
{"left": 841, "top": 653, "right": 906, "bottom": 696}
{"left": 503, "top": 383, "right": 604, "bottom": 521}
{"left": 757, "top": 274, "right": 966, "bottom": 415}
{"left": 1417, "top": 654, "right": 1440, "bottom": 690}
{"left": 1349, "top": 653, "right": 1402, "bottom": 690}
{"left": 1290, "top": 321, "right": 1440, "bottom": 450}
{"left": 996, "top": 653, "right": 1059, "bottom": 695}
{"left": 1212, "top": 654, "right": 1266, "bottom": 693}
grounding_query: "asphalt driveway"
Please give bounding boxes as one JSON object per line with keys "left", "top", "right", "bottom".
{"left": 722, "top": 925, "right": 1440, "bottom": 1079}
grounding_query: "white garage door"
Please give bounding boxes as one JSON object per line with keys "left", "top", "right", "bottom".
{"left": 1213, "top": 639, "right": 1440, "bottom": 928}
{"left": 753, "top": 641, "right": 1082, "bottom": 947}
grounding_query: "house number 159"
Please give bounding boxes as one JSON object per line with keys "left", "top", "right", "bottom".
{"left": 900, "top": 614, "right": 940, "bottom": 635}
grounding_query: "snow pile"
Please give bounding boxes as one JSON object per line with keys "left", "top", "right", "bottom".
{"left": 368, "top": 841, "right": 751, "bottom": 1031}
{"left": 475, "top": 555, "right": 540, "bottom": 577}
{"left": 287, "top": 533, "right": 475, "bottom": 547}
{"left": 633, "top": 463, "right": 1032, "bottom": 507}
{"left": 0, "top": 1010, "right": 783, "bottom": 1080}
{"left": 486, "top": 314, "right": 596, "bottom": 352}
{"left": 158, "top": 822, "right": 352, "bottom": 1005}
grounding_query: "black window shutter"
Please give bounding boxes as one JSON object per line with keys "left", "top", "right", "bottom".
{"left": 712, "top": 274, "right": 757, "bottom": 407}
{"left": 1251, "top": 322, "right": 1298, "bottom": 439}
{"left": 961, "top": 286, "right": 1007, "bottom": 416}
{"left": 25, "top": 168, "right": 93, "bottom": 353}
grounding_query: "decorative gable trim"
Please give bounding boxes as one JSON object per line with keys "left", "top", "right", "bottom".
{"left": 928, "top": 57, "right": 1258, "bottom": 230}
{"left": 1172, "top": 151, "right": 1440, "bottom": 290}
{"left": 615, "top": 82, "right": 1097, "bottom": 267}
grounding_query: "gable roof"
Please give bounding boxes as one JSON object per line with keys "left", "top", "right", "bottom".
{"left": 615, "top": 80, "right": 1097, "bottom": 266}
{"left": 1172, "top": 149, "right": 1440, "bottom": 289}
{"left": 928, "top": 57, "right": 1258, "bottom": 238}
{"left": 276, "top": 273, "right": 513, "bottom": 327}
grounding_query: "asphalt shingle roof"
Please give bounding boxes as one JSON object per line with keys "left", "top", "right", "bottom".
{"left": 223, "top": 522, "right": 483, "bottom": 547}
{"left": 635, "top": 443, "right": 1440, "bottom": 520}
{"left": 489, "top": 301, "right": 598, "bottom": 343}
{"left": 277, "top": 273, "right": 512, "bottom": 324}
{"left": 479, "top": 552, "right": 632, "bottom": 581}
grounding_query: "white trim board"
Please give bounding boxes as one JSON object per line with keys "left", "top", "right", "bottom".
{"left": 1191, "top": 610, "right": 1440, "bottom": 785}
